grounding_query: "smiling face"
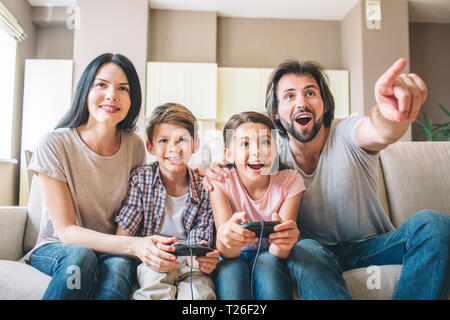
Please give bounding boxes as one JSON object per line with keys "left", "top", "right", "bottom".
{"left": 225, "top": 122, "right": 276, "bottom": 180}
{"left": 147, "top": 122, "right": 199, "bottom": 175}
{"left": 86, "top": 62, "right": 131, "bottom": 128}
{"left": 276, "top": 73, "right": 325, "bottom": 143}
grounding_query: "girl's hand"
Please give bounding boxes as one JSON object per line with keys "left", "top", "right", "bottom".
{"left": 217, "top": 211, "right": 258, "bottom": 249}
{"left": 269, "top": 213, "right": 300, "bottom": 258}
{"left": 135, "top": 235, "right": 180, "bottom": 273}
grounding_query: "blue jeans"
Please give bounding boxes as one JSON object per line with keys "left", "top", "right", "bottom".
{"left": 287, "top": 210, "right": 450, "bottom": 300}
{"left": 30, "top": 243, "right": 138, "bottom": 300}
{"left": 213, "top": 250, "right": 292, "bottom": 300}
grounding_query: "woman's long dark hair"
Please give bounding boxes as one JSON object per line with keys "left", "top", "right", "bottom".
{"left": 55, "top": 53, "right": 141, "bottom": 131}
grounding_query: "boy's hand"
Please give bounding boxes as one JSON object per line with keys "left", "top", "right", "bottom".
{"left": 269, "top": 213, "right": 300, "bottom": 258}
{"left": 203, "top": 161, "right": 230, "bottom": 192}
{"left": 217, "top": 211, "right": 258, "bottom": 249}
{"left": 136, "top": 235, "right": 179, "bottom": 273}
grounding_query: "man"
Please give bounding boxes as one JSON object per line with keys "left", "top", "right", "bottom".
{"left": 205, "top": 58, "right": 450, "bottom": 299}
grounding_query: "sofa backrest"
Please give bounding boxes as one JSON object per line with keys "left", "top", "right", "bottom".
{"left": 379, "top": 141, "right": 450, "bottom": 228}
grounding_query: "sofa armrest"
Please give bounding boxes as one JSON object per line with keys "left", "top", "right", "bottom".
{"left": 0, "top": 206, "right": 27, "bottom": 261}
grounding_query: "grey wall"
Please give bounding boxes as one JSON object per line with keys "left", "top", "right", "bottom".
{"left": 73, "top": 0, "right": 149, "bottom": 137}
{"left": 148, "top": 9, "right": 217, "bottom": 63}
{"left": 341, "top": 0, "right": 364, "bottom": 116}
{"left": 410, "top": 22, "right": 450, "bottom": 141}
{"left": 341, "top": 0, "right": 411, "bottom": 141}
{"left": 36, "top": 26, "right": 73, "bottom": 59}
{"left": 217, "top": 17, "right": 341, "bottom": 69}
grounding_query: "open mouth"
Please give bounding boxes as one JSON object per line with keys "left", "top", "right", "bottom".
{"left": 247, "top": 161, "right": 265, "bottom": 171}
{"left": 295, "top": 114, "right": 312, "bottom": 127}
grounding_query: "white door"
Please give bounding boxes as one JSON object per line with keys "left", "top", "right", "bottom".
{"left": 20, "top": 59, "right": 73, "bottom": 205}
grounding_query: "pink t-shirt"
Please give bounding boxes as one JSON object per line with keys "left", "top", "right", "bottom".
{"left": 215, "top": 167, "right": 306, "bottom": 222}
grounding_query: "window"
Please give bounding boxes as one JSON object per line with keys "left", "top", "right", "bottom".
{"left": 0, "top": 27, "right": 17, "bottom": 159}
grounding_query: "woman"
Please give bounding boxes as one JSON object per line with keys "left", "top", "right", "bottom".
{"left": 26, "top": 53, "right": 150, "bottom": 300}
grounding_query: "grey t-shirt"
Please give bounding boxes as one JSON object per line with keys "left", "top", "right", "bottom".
{"left": 25, "top": 127, "right": 146, "bottom": 259}
{"left": 277, "top": 115, "right": 394, "bottom": 246}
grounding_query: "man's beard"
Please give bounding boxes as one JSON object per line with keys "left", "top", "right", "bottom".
{"left": 280, "top": 111, "right": 324, "bottom": 143}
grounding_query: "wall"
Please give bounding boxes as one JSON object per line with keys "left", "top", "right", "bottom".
{"left": 73, "top": 0, "right": 149, "bottom": 138}
{"left": 341, "top": 0, "right": 364, "bottom": 116}
{"left": 217, "top": 17, "right": 341, "bottom": 69}
{"left": 36, "top": 26, "right": 73, "bottom": 59}
{"left": 340, "top": 0, "right": 411, "bottom": 140}
{"left": 362, "top": 0, "right": 410, "bottom": 113}
{"left": 2, "top": 0, "right": 38, "bottom": 205}
{"left": 410, "top": 23, "right": 450, "bottom": 141}
{"left": 148, "top": 9, "right": 217, "bottom": 63}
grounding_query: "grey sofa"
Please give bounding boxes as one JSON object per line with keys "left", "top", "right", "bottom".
{"left": 0, "top": 141, "right": 449, "bottom": 300}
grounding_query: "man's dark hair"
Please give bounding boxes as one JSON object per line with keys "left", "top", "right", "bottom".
{"left": 56, "top": 53, "right": 141, "bottom": 131}
{"left": 265, "top": 59, "right": 335, "bottom": 137}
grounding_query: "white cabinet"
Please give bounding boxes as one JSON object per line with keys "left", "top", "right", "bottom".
{"left": 324, "top": 70, "right": 350, "bottom": 119}
{"left": 217, "top": 67, "right": 273, "bottom": 123}
{"left": 217, "top": 68, "right": 349, "bottom": 123}
{"left": 146, "top": 62, "right": 217, "bottom": 120}
{"left": 19, "top": 59, "right": 73, "bottom": 205}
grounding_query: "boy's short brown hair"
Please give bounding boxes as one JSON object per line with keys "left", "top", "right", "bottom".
{"left": 146, "top": 102, "right": 198, "bottom": 143}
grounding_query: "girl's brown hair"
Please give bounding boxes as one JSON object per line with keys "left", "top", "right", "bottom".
{"left": 223, "top": 111, "right": 276, "bottom": 148}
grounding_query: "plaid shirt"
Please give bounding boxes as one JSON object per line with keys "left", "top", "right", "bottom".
{"left": 114, "top": 162, "right": 215, "bottom": 247}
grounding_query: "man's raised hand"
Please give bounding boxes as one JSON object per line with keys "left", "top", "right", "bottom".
{"left": 375, "top": 58, "right": 427, "bottom": 123}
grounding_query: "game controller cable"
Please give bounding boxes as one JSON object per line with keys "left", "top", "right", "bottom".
{"left": 189, "top": 248, "right": 194, "bottom": 300}
{"left": 250, "top": 221, "right": 265, "bottom": 300}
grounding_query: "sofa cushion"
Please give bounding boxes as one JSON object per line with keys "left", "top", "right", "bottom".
{"left": 0, "top": 207, "right": 27, "bottom": 261}
{"left": 0, "top": 260, "right": 50, "bottom": 300}
{"left": 380, "top": 142, "right": 450, "bottom": 227}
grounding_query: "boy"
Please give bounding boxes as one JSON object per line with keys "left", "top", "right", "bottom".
{"left": 115, "top": 103, "right": 219, "bottom": 300}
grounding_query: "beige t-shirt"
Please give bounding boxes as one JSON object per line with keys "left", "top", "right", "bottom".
{"left": 25, "top": 127, "right": 146, "bottom": 260}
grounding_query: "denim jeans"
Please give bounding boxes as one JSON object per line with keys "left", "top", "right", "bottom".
{"left": 287, "top": 210, "right": 450, "bottom": 300}
{"left": 30, "top": 243, "right": 138, "bottom": 300}
{"left": 213, "top": 250, "right": 292, "bottom": 300}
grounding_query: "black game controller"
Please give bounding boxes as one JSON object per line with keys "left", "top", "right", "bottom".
{"left": 240, "top": 221, "right": 280, "bottom": 238}
{"left": 172, "top": 243, "right": 214, "bottom": 256}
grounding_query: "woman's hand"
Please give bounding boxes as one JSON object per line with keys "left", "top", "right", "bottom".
{"left": 269, "top": 213, "right": 300, "bottom": 259}
{"left": 203, "top": 161, "right": 230, "bottom": 192}
{"left": 134, "top": 235, "right": 180, "bottom": 273}
{"left": 217, "top": 211, "right": 258, "bottom": 249}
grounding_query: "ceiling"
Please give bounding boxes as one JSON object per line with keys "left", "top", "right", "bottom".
{"left": 27, "top": 0, "right": 450, "bottom": 23}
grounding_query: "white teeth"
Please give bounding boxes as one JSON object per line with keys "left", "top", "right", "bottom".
{"left": 101, "top": 106, "right": 118, "bottom": 111}
{"left": 248, "top": 162, "right": 264, "bottom": 165}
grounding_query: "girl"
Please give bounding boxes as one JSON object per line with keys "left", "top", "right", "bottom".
{"left": 26, "top": 53, "right": 157, "bottom": 300}
{"left": 210, "top": 111, "right": 305, "bottom": 300}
